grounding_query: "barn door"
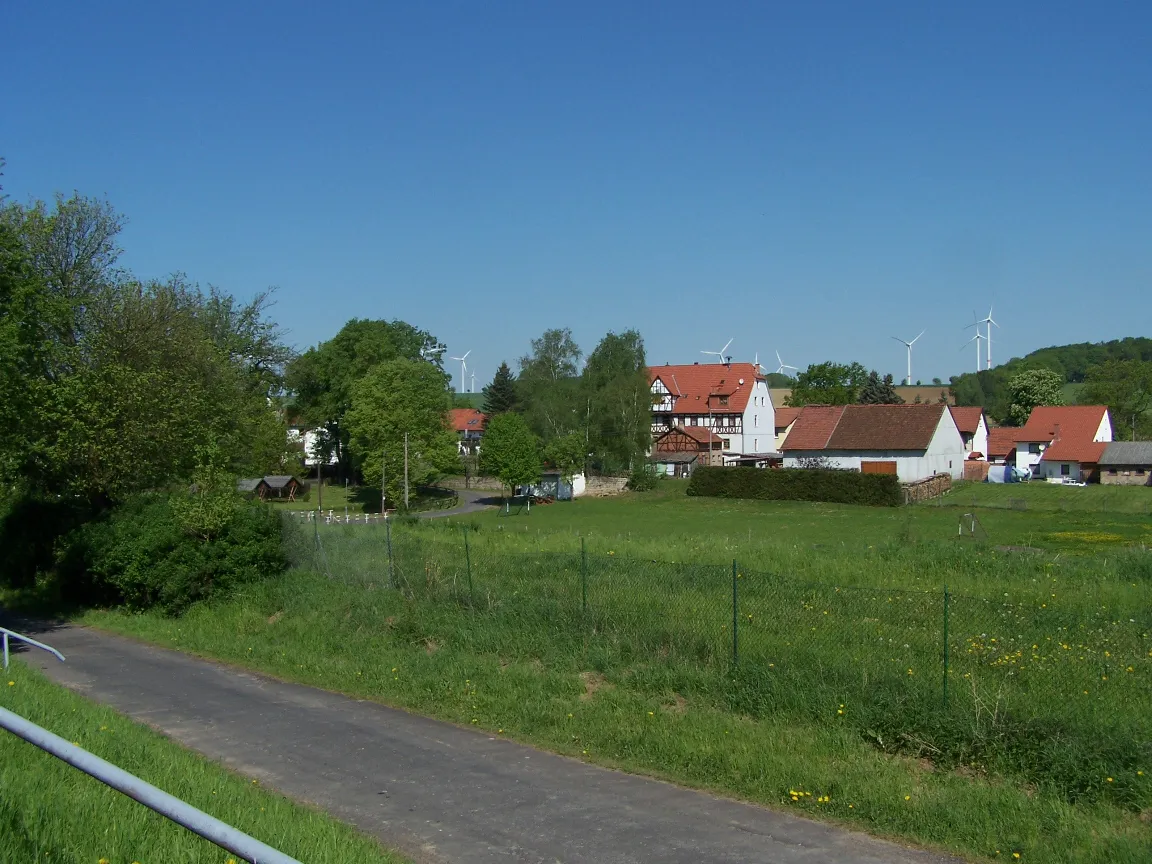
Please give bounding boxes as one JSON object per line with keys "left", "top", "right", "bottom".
{"left": 861, "top": 461, "right": 897, "bottom": 475}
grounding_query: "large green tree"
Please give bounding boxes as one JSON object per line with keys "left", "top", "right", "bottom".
{"left": 858, "top": 371, "right": 904, "bottom": 405}
{"left": 480, "top": 412, "right": 541, "bottom": 497}
{"left": 482, "top": 361, "right": 518, "bottom": 415}
{"left": 1079, "top": 359, "right": 1152, "bottom": 440}
{"left": 287, "top": 319, "right": 444, "bottom": 477}
{"left": 583, "top": 330, "right": 651, "bottom": 472}
{"left": 517, "top": 328, "right": 583, "bottom": 441}
{"left": 344, "top": 358, "right": 458, "bottom": 508}
{"left": 785, "top": 362, "right": 868, "bottom": 406}
{"left": 1006, "top": 369, "right": 1065, "bottom": 426}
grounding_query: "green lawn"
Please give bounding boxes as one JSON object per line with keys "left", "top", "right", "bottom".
{"left": 82, "top": 484, "right": 1152, "bottom": 864}
{"left": 0, "top": 660, "right": 405, "bottom": 864}
{"left": 944, "top": 479, "right": 1152, "bottom": 515}
{"left": 275, "top": 481, "right": 458, "bottom": 515}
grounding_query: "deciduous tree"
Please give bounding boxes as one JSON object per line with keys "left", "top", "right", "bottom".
{"left": 785, "top": 362, "right": 868, "bottom": 406}
{"left": 583, "top": 330, "right": 651, "bottom": 472}
{"left": 1079, "top": 359, "right": 1152, "bottom": 440}
{"left": 480, "top": 412, "right": 541, "bottom": 497}
{"left": 1006, "top": 369, "right": 1065, "bottom": 426}
{"left": 517, "top": 328, "right": 583, "bottom": 440}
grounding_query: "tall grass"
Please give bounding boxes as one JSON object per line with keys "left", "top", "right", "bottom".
{"left": 0, "top": 660, "right": 405, "bottom": 864}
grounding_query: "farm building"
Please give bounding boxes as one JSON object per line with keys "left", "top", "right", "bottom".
{"left": 649, "top": 362, "right": 776, "bottom": 465}
{"left": 949, "top": 407, "right": 989, "bottom": 459}
{"left": 1097, "top": 442, "right": 1152, "bottom": 486}
{"left": 1013, "top": 405, "right": 1112, "bottom": 482}
{"left": 652, "top": 425, "right": 724, "bottom": 476}
{"left": 986, "top": 427, "right": 1017, "bottom": 465}
{"left": 236, "top": 476, "right": 306, "bottom": 501}
{"left": 773, "top": 407, "right": 802, "bottom": 451}
{"left": 781, "top": 404, "right": 966, "bottom": 482}
{"left": 449, "top": 408, "right": 487, "bottom": 455}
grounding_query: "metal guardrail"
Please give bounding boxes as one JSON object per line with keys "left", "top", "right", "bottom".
{"left": 0, "top": 625, "right": 301, "bottom": 863}
{"left": 1, "top": 625, "right": 66, "bottom": 670}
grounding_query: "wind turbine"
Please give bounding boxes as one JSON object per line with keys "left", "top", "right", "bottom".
{"left": 470, "top": 370, "right": 476, "bottom": 393}
{"left": 450, "top": 350, "right": 471, "bottom": 393}
{"left": 701, "top": 338, "right": 733, "bottom": 364}
{"left": 976, "top": 306, "right": 999, "bottom": 369}
{"left": 775, "top": 350, "right": 798, "bottom": 376}
{"left": 890, "top": 330, "right": 925, "bottom": 386}
{"left": 962, "top": 331, "right": 984, "bottom": 373}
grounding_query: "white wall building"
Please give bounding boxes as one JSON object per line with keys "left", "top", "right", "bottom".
{"left": 1013, "top": 406, "right": 1112, "bottom": 480}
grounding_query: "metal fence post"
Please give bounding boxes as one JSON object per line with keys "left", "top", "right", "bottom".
{"left": 942, "top": 585, "right": 950, "bottom": 709}
{"left": 731, "top": 559, "right": 739, "bottom": 667}
{"left": 463, "top": 525, "right": 474, "bottom": 607}
{"left": 581, "top": 537, "right": 588, "bottom": 619}
{"left": 386, "top": 517, "right": 395, "bottom": 588}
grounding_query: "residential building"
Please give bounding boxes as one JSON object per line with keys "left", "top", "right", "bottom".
{"left": 781, "top": 404, "right": 966, "bottom": 482}
{"left": 1097, "top": 442, "right": 1152, "bottom": 486}
{"left": 1013, "top": 406, "right": 1112, "bottom": 482}
{"left": 773, "top": 407, "right": 803, "bottom": 451}
{"left": 652, "top": 426, "right": 724, "bottom": 476}
{"left": 449, "top": 408, "right": 487, "bottom": 455}
{"left": 649, "top": 362, "right": 776, "bottom": 464}
{"left": 949, "top": 407, "right": 989, "bottom": 458}
{"left": 986, "top": 427, "right": 1017, "bottom": 465}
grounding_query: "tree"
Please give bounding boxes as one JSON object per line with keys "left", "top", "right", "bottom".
{"left": 858, "top": 371, "right": 905, "bottom": 405}
{"left": 1079, "top": 359, "right": 1152, "bottom": 440}
{"left": 482, "top": 361, "right": 518, "bottom": 415}
{"left": 785, "top": 362, "right": 868, "bottom": 406}
{"left": 583, "top": 330, "right": 651, "bottom": 472}
{"left": 544, "top": 432, "right": 586, "bottom": 485}
{"left": 344, "top": 358, "right": 458, "bottom": 508}
{"left": 286, "top": 319, "right": 444, "bottom": 479}
{"left": 1006, "top": 369, "right": 1065, "bottom": 426}
{"left": 517, "top": 328, "right": 583, "bottom": 440}
{"left": 480, "top": 412, "right": 541, "bottom": 497}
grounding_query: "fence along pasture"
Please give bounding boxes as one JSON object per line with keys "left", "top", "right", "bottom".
{"left": 301, "top": 518, "right": 1152, "bottom": 810}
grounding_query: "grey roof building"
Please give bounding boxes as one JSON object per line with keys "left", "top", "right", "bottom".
{"left": 1098, "top": 442, "right": 1152, "bottom": 465}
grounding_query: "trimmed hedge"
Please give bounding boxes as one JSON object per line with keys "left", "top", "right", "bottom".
{"left": 686, "top": 466, "right": 901, "bottom": 507}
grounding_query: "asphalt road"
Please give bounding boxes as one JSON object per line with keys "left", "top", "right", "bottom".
{"left": 14, "top": 624, "right": 961, "bottom": 864}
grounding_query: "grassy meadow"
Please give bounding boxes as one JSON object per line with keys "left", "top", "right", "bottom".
{"left": 0, "top": 660, "right": 405, "bottom": 864}
{"left": 82, "top": 481, "right": 1152, "bottom": 863}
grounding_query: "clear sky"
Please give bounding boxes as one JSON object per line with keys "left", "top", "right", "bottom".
{"left": 3, "top": 1, "right": 1150, "bottom": 390}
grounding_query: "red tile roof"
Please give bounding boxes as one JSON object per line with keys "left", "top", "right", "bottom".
{"left": 675, "top": 425, "right": 723, "bottom": 445}
{"left": 1015, "top": 406, "right": 1109, "bottom": 443}
{"left": 649, "top": 363, "right": 760, "bottom": 415}
{"left": 774, "top": 407, "right": 803, "bottom": 429}
{"left": 826, "top": 404, "right": 949, "bottom": 450}
{"left": 779, "top": 406, "right": 846, "bottom": 450}
{"left": 1041, "top": 439, "right": 1109, "bottom": 464}
{"left": 986, "top": 427, "right": 1017, "bottom": 459}
{"left": 949, "top": 407, "right": 985, "bottom": 435}
{"left": 449, "top": 408, "right": 487, "bottom": 433}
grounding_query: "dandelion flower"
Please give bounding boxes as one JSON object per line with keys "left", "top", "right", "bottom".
{"left": 648, "top": 711, "right": 654, "bottom": 716}
{"left": 904, "top": 795, "right": 911, "bottom": 801}
{"left": 1107, "top": 777, "right": 1113, "bottom": 783}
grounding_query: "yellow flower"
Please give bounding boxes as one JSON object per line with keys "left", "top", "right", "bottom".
{"left": 648, "top": 711, "right": 654, "bottom": 716}
{"left": 1106, "top": 777, "right": 1113, "bottom": 783}
{"left": 904, "top": 795, "right": 911, "bottom": 801}
{"left": 1013, "top": 854, "right": 1021, "bottom": 860}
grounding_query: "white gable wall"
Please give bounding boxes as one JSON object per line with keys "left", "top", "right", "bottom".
{"left": 737, "top": 379, "right": 776, "bottom": 456}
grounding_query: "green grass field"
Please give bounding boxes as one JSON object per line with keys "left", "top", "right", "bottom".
{"left": 0, "top": 659, "right": 405, "bottom": 864}
{"left": 82, "top": 483, "right": 1152, "bottom": 863}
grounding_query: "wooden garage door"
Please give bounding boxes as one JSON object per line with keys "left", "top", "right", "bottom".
{"left": 861, "top": 461, "right": 898, "bottom": 475}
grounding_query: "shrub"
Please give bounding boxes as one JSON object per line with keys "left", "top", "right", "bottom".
{"left": 686, "top": 466, "right": 901, "bottom": 506}
{"left": 626, "top": 463, "right": 662, "bottom": 492}
{"left": 75, "top": 492, "right": 286, "bottom": 614}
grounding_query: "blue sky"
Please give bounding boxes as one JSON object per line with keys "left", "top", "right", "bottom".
{"left": 3, "top": 1, "right": 1150, "bottom": 390}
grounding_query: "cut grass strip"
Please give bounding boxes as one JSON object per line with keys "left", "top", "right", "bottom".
{"left": 0, "top": 659, "right": 405, "bottom": 864}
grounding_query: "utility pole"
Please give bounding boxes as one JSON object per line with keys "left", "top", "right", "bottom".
{"left": 381, "top": 450, "right": 387, "bottom": 516}
{"left": 317, "top": 458, "right": 322, "bottom": 515}
{"left": 404, "top": 432, "right": 410, "bottom": 510}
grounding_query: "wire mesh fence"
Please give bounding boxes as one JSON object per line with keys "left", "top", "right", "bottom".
{"left": 299, "top": 517, "right": 1152, "bottom": 806}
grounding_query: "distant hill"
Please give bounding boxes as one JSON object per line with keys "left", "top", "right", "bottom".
{"left": 950, "top": 337, "right": 1152, "bottom": 423}
{"left": 453, "top": 392, "right": 485, "bottom": 410}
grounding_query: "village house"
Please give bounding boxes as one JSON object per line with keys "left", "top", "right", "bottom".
{"left": 449, "top": 408, "right": 487, "bottom": 455}
{"left": 781, "top": 403, "right": 966, "bottom": 482}
{"left": 773, "top": 407, "right": 803, "bottom": 451}
{"left": 1097, "top": 442, "right": 1152, "bottom": 486}
{"left": 649, "top": 362, "right": 776, "bottom": 465}
{"left": 986, "top": 427, "right": 1017, "bottom": 465}
{"left": 949, "top": 407, "right": 989, "bottom": 459}
{"left": 651, "top": 425, "right": 724, "bottom": 477}
{"left": 1012, "top": 405, "right": 1112, "bottom": 482}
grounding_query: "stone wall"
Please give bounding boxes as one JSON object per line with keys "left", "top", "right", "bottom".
{"left": 581, "top": 476, "right": 629, "bottom": 497}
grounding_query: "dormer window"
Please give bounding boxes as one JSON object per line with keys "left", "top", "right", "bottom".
{"left": 718, "top": 396, "right": 729, "bottom": 407}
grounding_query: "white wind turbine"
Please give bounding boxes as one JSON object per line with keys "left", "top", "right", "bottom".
{"left": 976, "top": 306, "right": 999, "bottom": 369}
{"left": 701, "top": 338, "right": 733, "bottom": 364}
{"left": 450, "top": 350, "right": 471, "bottom": 393}
{"left": 891, "top": 330, "right": 925, "bottom": 386}
{"left": 774, "top": 350, "right": 801, "bottom": 377}
{"left": 962, "top": 330, "right": 984, "bottom": 373}
{"left": 470, "top": 370, "right": 476, "bottom": 393}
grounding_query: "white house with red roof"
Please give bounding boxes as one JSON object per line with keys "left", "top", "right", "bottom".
{"left": 449, "top": 408, "right": 487, "bottom": 455}
{"left": 1013, "top": 405, "right": 1112, "bottom": 482}
{"left": 948, "top": 407, "right": 989, "bottom": 459}
{"left": 649, "top": 362, "right": 775, "bottom": 465}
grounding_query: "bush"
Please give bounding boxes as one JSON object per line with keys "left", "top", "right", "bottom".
{"left": 74, "top": 493, "right": 286, "bottom": 614}
{"left": 0, "top": 493, "right": 95, "bottom": 591}
{"left": 626, "top": 463, "right": 662, "bottom": 492}
{"left": 686, "top": 466, "right": 901, "bottom": 507}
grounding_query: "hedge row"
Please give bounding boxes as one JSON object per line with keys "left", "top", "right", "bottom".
{"left": 686, "top": 466, "right": 902, "bottom": 507}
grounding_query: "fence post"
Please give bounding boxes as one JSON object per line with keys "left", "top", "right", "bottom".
{"left": 731, "top": 559, "right": 739, "bottom": 667}
{"left": 580, "top": 537, "right": 588, "bottom": 619}
{"left": 385, "top": 517, "right": 395, "bottom": 589}
{"left": 462, "top": 525, "right": 474, "bottom": 607}
{"left": 942, "top": 585, "right": 950, "bottom": 710}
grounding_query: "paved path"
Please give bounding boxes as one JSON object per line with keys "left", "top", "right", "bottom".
{"left": 15, "top": 624, "right": 960, "bottom": 864}
{"left": 418, "top": 488, "right": 494, "bottom": 520}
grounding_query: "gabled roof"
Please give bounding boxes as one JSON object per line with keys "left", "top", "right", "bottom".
{"left": 671, "top": 425, "right": 723, "bottom": 445}
{"left": 779, "top": 406, "right": 846, "bottom": 451}
{"left": 826, "top": 404, "right": 949, "bottom": 451}
{"left": 263, "top": 475, "right": 298, "bottom": 489}
{"left": 949, "top": 406, "right": 985, "bottom": 435}
{"left": 1099, "top": 441, "right": 1152, "bottom": 466}
{"left": 449, "top": 408, "right": 487, "bottom": 433}
{"left": 774, "top": 407, "right": 803, "bottom": 429}
{"left": 236, "top": 478, "right": 264, "bottom": 493}
{"left": 649, "top": 362, "right": 760, "bottom": 414}
{"left": 986, "top": 427, "right": 1017, "bottom": 459}
{"left": 1014, "top": 406, "right": 1109, "bottom": 443}
{"left": 1041, "top": 439, "right": 1109, "bottom": 464}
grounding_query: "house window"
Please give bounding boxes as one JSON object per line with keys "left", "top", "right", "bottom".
{"left": 754, "top": 414, "right": 758, "bottom": 427}
{"left": 1108, "top": 469, "right": 1118, "bottom": 475}
{"left": 1028, "top": 443, "right": 1041, "bottom": 454}
{"left": 722, "top": 438, "right": 731, "bottom": 449}
{"left": 1137, "top": 469, "right": 1147, "bottom": 476}
{"left": 1060, "top": 464, "right": 1070, "bottom": 476}
{"left": 754, "top": 439, "right": 758, "bottom": 450}
{"left": 719, "top": 396, "right": 729, "bottom": 406}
